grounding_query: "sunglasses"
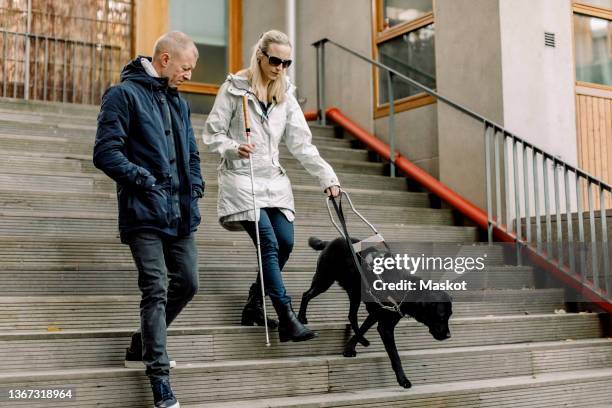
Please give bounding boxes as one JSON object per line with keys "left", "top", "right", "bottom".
{"left": 261, "top": 49, "right": 292, "bottom": 69}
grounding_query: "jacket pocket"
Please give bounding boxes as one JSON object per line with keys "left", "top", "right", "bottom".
{"left": 127, "top": 186, "right": 170, "bottom": 227}
{"left": 190, "top": 194, "right": 202, "bottom": 228}
{"left": 223, "top": 157, "right": 250, "bottom": 172}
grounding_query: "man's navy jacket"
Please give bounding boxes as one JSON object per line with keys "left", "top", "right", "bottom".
{"left": 93, "top": 57, "right": 204, "bottom": 242}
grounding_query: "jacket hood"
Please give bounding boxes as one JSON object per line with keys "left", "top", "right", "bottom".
{"left": 120, "top": 56, "right": 170, "bottom": 90}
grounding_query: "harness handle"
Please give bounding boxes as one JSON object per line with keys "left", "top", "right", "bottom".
{"left": 326, "top": 189, "right": 379, "bottom": 237}
{"left": 328, "top": 193, "right": 401, "bottom": 315}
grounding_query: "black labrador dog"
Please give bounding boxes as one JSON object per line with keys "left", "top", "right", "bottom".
{"left": 298, "top": 236, "right": 453, "bottom": 389}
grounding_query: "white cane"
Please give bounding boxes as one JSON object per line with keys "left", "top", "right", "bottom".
{"left": 242, "top": 95, "right": 271, "bottom": 347}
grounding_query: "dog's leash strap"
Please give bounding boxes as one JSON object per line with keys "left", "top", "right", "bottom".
{"left": 330, "top": 196, "right": 399, "bottom": 314}
{"left": 330, "top": 196, "right": 368, "bottom": 289}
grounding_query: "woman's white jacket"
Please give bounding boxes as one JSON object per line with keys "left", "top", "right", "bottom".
{"left": 202, "top": 74, "right": 339, "bottom": 228}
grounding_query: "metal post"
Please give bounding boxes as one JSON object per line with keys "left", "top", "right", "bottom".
{"left": 495, "top": 130, "right": 502, "bottom": 229}
{"left": 52, "top": 40, "right": 57, "bottom": 101}
{"left": 504, "top": 134, "right": 512, "bottom": 233}
{"left": 587, "top": 182, "right": 599, "bottom": 289}
{"left": 484, "top": 123, "right": 493, "bottom": 243}
{"left": 576, "top": 175, "right": 586, "bottom": 280}
{"left": 62, "top": 40, "right": 68, "bottom": 102}
{"left": 32, "top": 35, "right": 38, "bottom": 100}
{"left": 13, "top": 33, "right": 19, "bottom": 98}
{"left": 24, "top": 0, "right": 32, "bottom": 100}
{"left": 316, "top": 43, "right": 326, "bottom": 126}
{"left": 3, "top": 31, "right": 8, "bottom": 97}
{"left": 563, "top": 166, "right": 575, "bottom": 275}
{"left": 599, "top": 188, "right": 609, "bottom": 294}
{"left": 109, "top": 46, "right": 114, "bottom": 86}
{"left": 72, "top": 41, "right": 78, "bottom": 103}
{"left": 81, "top": 42, "right": 87, "bottom": 104}
{"left": 543, "top": 157, "right": 553, "bottom": 258}
{"left": 43, "top": 36, "right": 48, "bottom": 101}
{"left": 387, "top": 71, "right": 396, "bottom": 178}
{"left": 523, "top": 146, "right": 531, "bottom": 244}
{"left": 553, "top": 161, "right": 563, "bottom": 266}
{"left": 513, "top": 140, "right": 522, "bottom": 264}
{"left": 533, "top": 149, "right": 541, "bottom": 252}
{"left": 99, "top": 45, "right": 105, "bottom": 100}
{"left": 90, "top": 43, "right": 96, "bottom": 104}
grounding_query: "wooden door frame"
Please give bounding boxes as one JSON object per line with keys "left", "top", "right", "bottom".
{"left": 370, "top": 0, "right": 437, "bottom": 119}
{"left": 132, "top": 0, "right": 242, "bottom": 95}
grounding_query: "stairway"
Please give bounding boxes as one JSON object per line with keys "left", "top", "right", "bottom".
{"left": 0, "top": 98, "right": 611, "bottom": 407}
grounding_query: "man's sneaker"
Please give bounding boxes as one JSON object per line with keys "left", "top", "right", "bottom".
{"left": 150, "top": 378, "right": 179, "bottom": 408}
{"left": 124, "top": 346, "right": 176, "bottom": 369}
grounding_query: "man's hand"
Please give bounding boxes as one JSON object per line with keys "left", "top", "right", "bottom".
{"left": 325, "top": 185, "right": 341, "bottom": 198}
{"left": 237, "top": 143, "right": 256, "bottom": 159}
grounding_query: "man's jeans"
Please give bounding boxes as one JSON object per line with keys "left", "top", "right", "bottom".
{"left": 126, "top": 231, "right": 199, "bottom": 379}
{"left": 241, "top": 208, "right": 294, "bottom": 307}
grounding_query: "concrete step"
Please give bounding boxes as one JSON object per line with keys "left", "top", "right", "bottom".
{"left": 0, "top": 222, "right": 481, "bottom": 266}
{"left": 0, "top": 162, "right": 388, "bottom": 195}
{"left": 0, "top": 128, "right": 347, "bottom": 153}
{"left": 0, "top": 311, "right": 602, "bottom": 363}
{"left": 0, "top": 204, "right": 454, "bottom": 229}
{"left": 0, "top": 134, "right": 380, "bottom": 175}
{"left": 0, "top": 339, "right": 609, "bottom": 407}
{"left": 0, "top": 105, "right": 334, "bottom": 139}
{"left": 0, "top": 186, "right": 431, "bottom": 210}
{"left": 0, "top": 98, "right": 198, "bottom": 126}
{"left": 0, "top": 286, "right": 558, "bottom": 329}
{"left": 0, "top": 99, "right": 337, "bottom": 140}
{"left": 0, "top": 259, "right": 535, "bottom": 296}
{"left": 0, "top": 97, "right": 101, "bottom": 116}
{"left": 196, "top": 368, "right": 612, "bottom": 408}
{"left": 0, "top": 212, "right": 466, "bottom": 240}
{"left": 0, "top": 151, "right": 405, "bottom": 190}
{"left": 0, "top": 114, "right": 344, "bottom": 144}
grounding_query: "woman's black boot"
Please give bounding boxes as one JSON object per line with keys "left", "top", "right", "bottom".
{"left": 276, "top": 302, "right": 318, "bottom": 342}
{"left": 241, "top": 283, "right": 279, "bottom": 329}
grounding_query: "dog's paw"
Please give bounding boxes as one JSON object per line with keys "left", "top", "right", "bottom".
{"left": 397, "top": 376, "right": 412, "bottom": 389}
{"left": 342, "top": 348, "right": 357, "bottom": 358}
{"left": 358, "top": 337, "right": 370, "bottom": 347}
{"left": 297, "top": 315, "right": 308, "bottom": 324}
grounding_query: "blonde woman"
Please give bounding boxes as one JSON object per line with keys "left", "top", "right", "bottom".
{"left": 203, "top": 30, "right": 340, "bottom": 342}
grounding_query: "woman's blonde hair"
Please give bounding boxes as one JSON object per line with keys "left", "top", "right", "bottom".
{"left": 245, "top": 30, "right": 291, "bottom": 104}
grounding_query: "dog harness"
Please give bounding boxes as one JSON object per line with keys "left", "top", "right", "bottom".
{"left": 327, "top": 190, "right": 411, "bottom": 316}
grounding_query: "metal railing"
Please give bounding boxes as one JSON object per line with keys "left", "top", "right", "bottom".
{"left": 0, "top": 29, "right": 121, "bottom": 104}
{"left": 312, "top": 38, "right": 611, "bottom": 299}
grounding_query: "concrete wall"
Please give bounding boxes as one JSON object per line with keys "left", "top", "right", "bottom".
{"left": 435, "top": 0, "right": 504, "bottom": 209}
{"left": 499, "top": 0, "right": 577, "bottom": 165}
{"left": 241, "top": 0, "right": 374, "bottom": 133}
{"left": 241, "top": 0, "right": 287, "bottom": 71}
{"left": 374, "top": 105, "right": 439, "bottom": 178}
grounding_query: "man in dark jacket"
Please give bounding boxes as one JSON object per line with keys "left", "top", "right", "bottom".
{"left": 93, "top": 31, "right": 202, "bottom": 408}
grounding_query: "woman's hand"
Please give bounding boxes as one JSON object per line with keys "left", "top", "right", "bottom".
{"left": 325, "top": 185, "right": 341, "bottom": 198}
{"left": 237, "top": 143, "right": 256, "bottom": 158}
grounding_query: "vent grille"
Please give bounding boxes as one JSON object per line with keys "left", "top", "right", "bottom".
{"left": 545, "top": 32, "right": 556, "bottom": 47}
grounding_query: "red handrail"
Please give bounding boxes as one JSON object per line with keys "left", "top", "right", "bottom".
{"left": 305, "top": 107, "right": 612, "bottom": 313}
{"left": 303, "top": 111, "right": 318, "bottom": 122}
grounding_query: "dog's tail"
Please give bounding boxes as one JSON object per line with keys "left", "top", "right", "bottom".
{"left": 308, "top": 236, "right": 328, "bottom": 251}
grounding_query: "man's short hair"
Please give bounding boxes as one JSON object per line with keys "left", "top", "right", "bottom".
{"left": 153, "top": 31, "right": 199, "bottom": 60}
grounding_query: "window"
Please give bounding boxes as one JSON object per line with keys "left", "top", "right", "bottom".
{"left": 161, "top": 0, "right": 242, "bottom": 113}
{"left": 170, "top": 0, "right": 228, "bottom": 86}
{"left": 573, "top": 3, "right": 612, "bottom": 87}
{"left": 372, "top": 0, "right": 436, "bottom": 118}
{"left": 381, "top": 0, "right": 432, "bottom": 29}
